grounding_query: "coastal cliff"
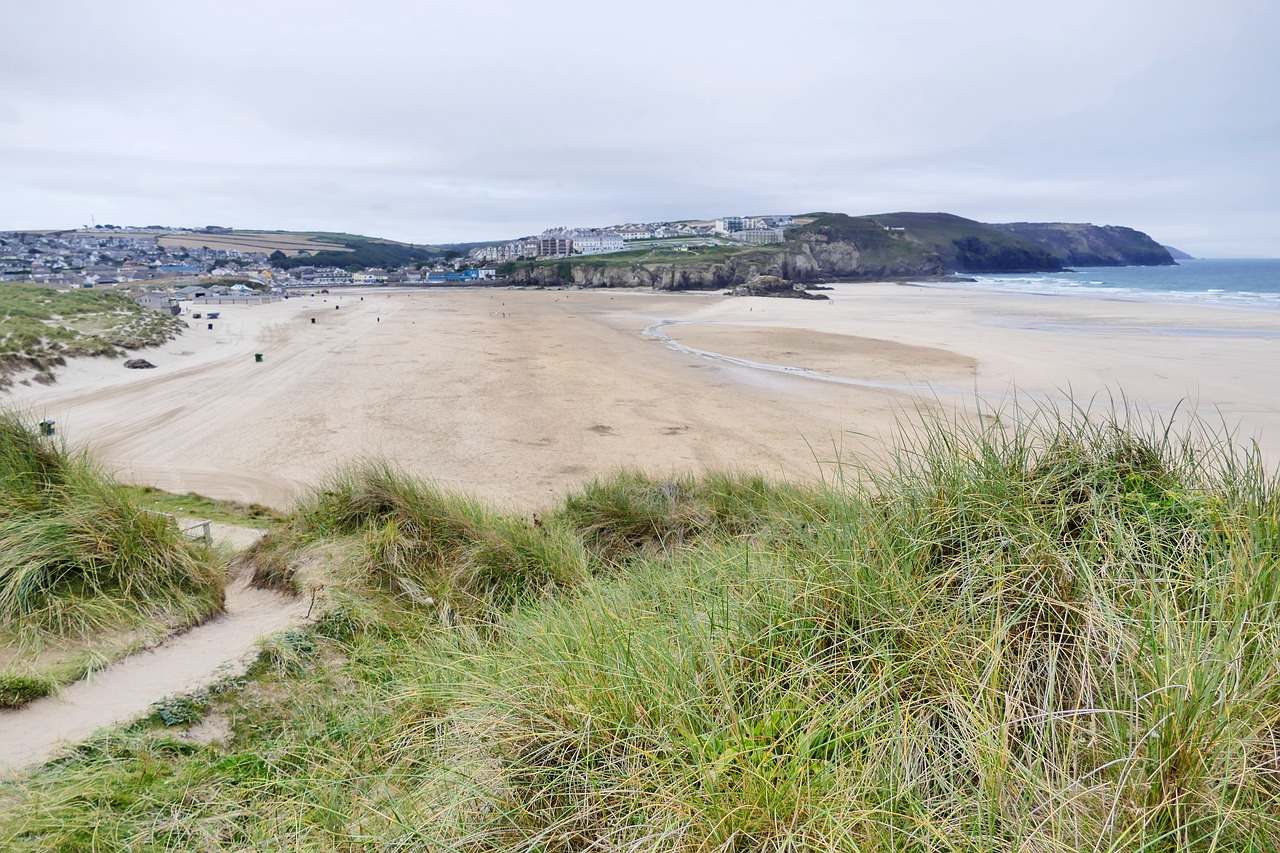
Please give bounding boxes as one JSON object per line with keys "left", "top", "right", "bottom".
{"left": 506, "top": 212, "right": 944, "bottom": 291}
{"left": 991, "top": 222, "right": 1175, "bottom": 266}
{"left": 868, "top": 212, "right": 1065, "bottom": 273}
{"left": 503, "top": 211, "right": 1173, "bottom": 294}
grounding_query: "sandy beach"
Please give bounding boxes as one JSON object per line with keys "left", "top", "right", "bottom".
{"left": 6, "top": 283, "right": 1280, "bottom": 509}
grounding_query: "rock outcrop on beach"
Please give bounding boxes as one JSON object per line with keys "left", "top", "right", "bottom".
{"left": 990, "top": 222, "right": 1176, "bottom": 267}
{"left": 728, "top": 275, "right": 829, "bottom": 299}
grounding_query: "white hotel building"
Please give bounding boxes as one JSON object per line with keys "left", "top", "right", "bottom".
{"left": 571, "top": 233, "right": 626, "bottom": 255}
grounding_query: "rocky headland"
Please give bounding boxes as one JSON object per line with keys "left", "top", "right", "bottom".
{"left": 989, "top": 221, "right": 1175, "bottom": 267}
{"left": 504, "top": 211, "right": 1175, "bottom": 296}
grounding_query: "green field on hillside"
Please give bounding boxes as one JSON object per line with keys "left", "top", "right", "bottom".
{"left": 502, "top": 242, "right": 769, "bottom": 277}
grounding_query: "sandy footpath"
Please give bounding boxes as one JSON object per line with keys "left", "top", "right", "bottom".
{"left": 0, "top": 524, "right": 306, "bottom": 773}
{"left": 6, "top": 283, "right": 1280, "bottom": 510}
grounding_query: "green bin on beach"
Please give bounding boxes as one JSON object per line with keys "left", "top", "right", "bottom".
{"left": 255, "top": 353, "right": 263, "bottom": 363}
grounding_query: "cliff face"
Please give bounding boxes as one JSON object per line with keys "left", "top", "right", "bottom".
{"left": 505, "top": 222, "right": 944, "bottom": 291}
{"left": 991, "top": 222, "right": 1175, "bottom": 266}
{"left": 869, "top": 212, "right": 1064, "bottom": 273}
{"left": 501, "top": 212, "right": 1172, "bottom": 294}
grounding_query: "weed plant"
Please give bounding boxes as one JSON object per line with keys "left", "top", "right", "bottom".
{"left": 4, "top": 405, "right": 1280, "bottom": 851}
{"left": 0, "top": 674, "right": 55, "bottom": 708}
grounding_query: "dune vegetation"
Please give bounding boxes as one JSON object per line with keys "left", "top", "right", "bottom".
{"left": 0, "top": 283, "right": 186, "bottom": 387}
{"left": 0, "top": 412, "right": 224, "bottom": 707}
{"left": 3, "top": 405, "right": 1280, "bottom": 851}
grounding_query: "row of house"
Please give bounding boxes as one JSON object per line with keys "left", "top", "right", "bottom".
{"left": 0, "top": 229, "right": 271, "bottom": 287}
{"left": 467, "top": 215, "right": 795, "bottom": 264}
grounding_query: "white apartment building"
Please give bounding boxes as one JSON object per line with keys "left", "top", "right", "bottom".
{"left": 571, "top": 233, "right": 626, "bottom": 255}
{"left": 714, "top": 216, "right": 747, "bottom": 236}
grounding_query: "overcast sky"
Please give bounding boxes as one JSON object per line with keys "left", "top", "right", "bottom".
{"left": 3, "top": 0, "right": 1276, "bottom": 256}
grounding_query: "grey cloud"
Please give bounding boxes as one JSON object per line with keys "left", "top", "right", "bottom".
{"left": 2, "top": 0, "right": 1277, "bottom": 255}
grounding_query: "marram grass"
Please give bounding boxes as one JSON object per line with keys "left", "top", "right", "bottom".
{"left": 4, "top": 405, "right": 1280, "bottom": 852}
{"left": 0, "top": 410, "right": 223, "bottom": 652}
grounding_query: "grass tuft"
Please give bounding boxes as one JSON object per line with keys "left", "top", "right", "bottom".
{"left": 0, "top": 409, "right": 225, "bottom": 696}
{"left": 244, "top": 459, "right": 590, "bottom": 614}
{"left": 0, "top": 673, "right": 55, "bottom": 708}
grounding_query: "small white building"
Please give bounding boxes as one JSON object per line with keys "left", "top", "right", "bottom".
{"left": 714, "top": 217, "right": 747, "bottom": 236}
{"left": 135, "top": 291, "right": 180, "bottom": 315}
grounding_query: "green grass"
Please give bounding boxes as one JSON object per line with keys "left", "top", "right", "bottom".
{"left": 3, "top": 404, "right": 1280, "bottom": 850}
{"left": 243, "top": 459, "right": 591, "bottom": 611}
{"left": 0, "top": 674, "right": 55, "bottom": 708}
{"left": 123, "top": 485, "right": 284, "bottom": 527}
{"left": 579, "top": 244, "right": 765, "bottom": 266}
{"left": 0, "top": 283, "right": 186, "bottom": 386}
{"left": 0, "top": 411, "right": 225, "bottom": 705}
{"left": 502, "top": 244, "right": 774, "bottom": 278}
{"left": 868, "top": 211, "right": 1064, "bottom": 272}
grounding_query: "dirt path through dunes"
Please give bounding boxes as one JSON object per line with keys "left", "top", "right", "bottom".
{"left": 0, "top": 525, "right": 307, "bottom": 774}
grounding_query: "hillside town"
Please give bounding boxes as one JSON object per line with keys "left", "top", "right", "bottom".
{"left": 0, "top": 214, "right": 797, "bottom": 312}
{"left": 466, "top": 215, "right": 792, "bottom": 263}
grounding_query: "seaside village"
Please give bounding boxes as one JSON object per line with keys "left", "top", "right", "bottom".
{"left": 0, "top": 215, "right": 794, "bottom": 314}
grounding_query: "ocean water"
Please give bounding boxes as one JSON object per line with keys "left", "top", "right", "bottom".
{"left": 952, "top": 258, "right": 1280, "bottom": 312}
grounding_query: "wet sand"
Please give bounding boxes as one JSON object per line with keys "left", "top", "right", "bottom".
{"left": 6, "top": 283, "right": 1280, "bottom": 509}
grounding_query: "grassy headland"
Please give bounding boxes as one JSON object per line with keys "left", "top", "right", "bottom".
{"left": 0, "top": 283, "right": 186, "bottom": 387}
{"left": 0, "top": 412, "right": 224, "bottom": 707}
{"left": 3, "top": 405, "right": 1279, "bottom": 850}
{"left": 870, "top": 212, "right": 1065, "bottom": 273}
{"left": 501, "top": 211, "right": 1090, "bottom": 290}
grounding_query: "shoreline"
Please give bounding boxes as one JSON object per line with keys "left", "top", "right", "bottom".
{"left": 3, "top": 282, "right": 1278, "bottom": 509}
{"left": 931, "top": 258, "right": 1280, "bottom": 314}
